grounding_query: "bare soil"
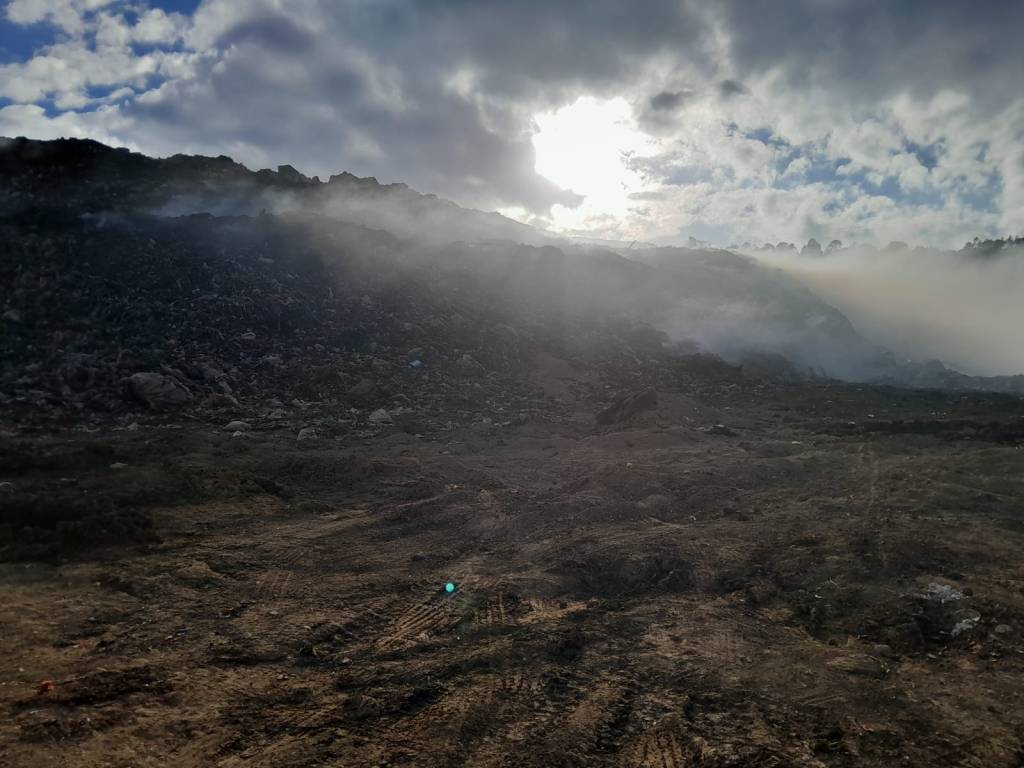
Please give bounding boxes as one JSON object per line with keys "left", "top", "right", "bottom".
{"left": 3, "top": 364, "right": 1024, "bottom": 767}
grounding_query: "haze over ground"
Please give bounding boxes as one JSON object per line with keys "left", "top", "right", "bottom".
{"left": 2, "top": 0, "right": 1024, "bottom": 377}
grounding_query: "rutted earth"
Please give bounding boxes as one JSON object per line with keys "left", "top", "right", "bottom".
{"left": 3, "top": 359, "right": 1024, "bottom": 768}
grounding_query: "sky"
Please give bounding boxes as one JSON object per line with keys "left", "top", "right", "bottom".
{"left": 1, "top": 0, "right": 1023, "bottom": 248}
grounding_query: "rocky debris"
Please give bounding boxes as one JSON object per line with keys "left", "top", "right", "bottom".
{"left": 125, "top": 372, "right": 194, "bottom": 410}
{"left": 368, "top": 408, "right": 392, "bottom": 425}
{"left": 951, "top": 608, "right": 981, "bottom": 637}
{"left": 872, "top": 643, "right": 900, "bottom": 660}
{"left": 704, "top": 423, "right": 738, "bottom": 436}
{"left": 224, "top": 420, "right": 250, "bottom": 432}
{"left": 456, "top": 354, "right": 484, "bottom": 376}
{"left": 863, "top": 583, "right": 995, "bottom": 653}
{"left": 348, "top": 378, "right": 376, "bottom": 398}
{"left": 0, "top": 209, "right": 570, "bottom": 426}
{"left": 595, "top": 387, "right": 658, "bottom": 425}
{"left": 199, "top": 363, "right": 233, "bottom": 394}
{"left": 0, "top": 137, "right": 550, "bottom": 246}
{"left": 921, "top": 583, "right": 965, "bottom": 603}
{"left": 205, "top": 393, "right": 241, "bottom": 410}
{"left": 297, "top": 427, "right": 318, "bottom": 441}
{"left": 2, "top": 308, "right": 22, "bottom": 323}
{"left": 0, "top": 140, "right": 838, "bottom": 431}
{"left": 827, "top": 654, "right": 889, "bottom": 678}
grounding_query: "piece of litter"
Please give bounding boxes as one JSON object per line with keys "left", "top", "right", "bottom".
{"left": 922, "top": 583, "right": 964, "bottom": 603}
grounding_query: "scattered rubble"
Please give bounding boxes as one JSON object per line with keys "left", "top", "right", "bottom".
{"left": 921, "top": 583, "right": 965, "bottom": 603}
{"left": 125, "top": 373, "right": 194, "bottom": 411}
{"left": 595, "top": 387, "right": 658, "bottom": 425}
{"left": 368, "top": 408, "right": 392, "bottom": 425}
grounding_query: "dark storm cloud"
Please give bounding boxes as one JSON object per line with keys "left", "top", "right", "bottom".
{"left": 215, "top": 12, "right": 315, "bottom": 53}
{"left": 5, "top": 0, "right": 1024, "bottom": 229}
{"left": 117, "top": 0, "right": 715, "bottom": 213}
{"left": 717, "top": 0, "right": 1024, "bottom": 113}
{"left": 127, "top": 4, "right": 589, "bottom": 212}
{"left": 717, "top": 79, "right": 749, "bottom": 99}
{"left": 649, "top": 90, "right": 691, "bottom": 112}
{"left": 423, "top": 0, "right": 709, "bottom": 101}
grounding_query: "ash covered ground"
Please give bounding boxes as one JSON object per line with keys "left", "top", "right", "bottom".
{"left": 3, "top": 139, "right": 1024, "bottom": 767}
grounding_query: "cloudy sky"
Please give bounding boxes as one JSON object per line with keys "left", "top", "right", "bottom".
{"left": 2, "top": 0, "right": 1023, "bottom": 248}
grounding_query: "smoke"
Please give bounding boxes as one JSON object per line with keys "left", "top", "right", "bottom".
{"left": 137, "top": 153, "right": 1024, "bottom": 382}
{"left": 749, "top": 244, "right": 1024, "bottom": 376}
{"left": 148, "top": 173, "right": 556, "bottom": 249}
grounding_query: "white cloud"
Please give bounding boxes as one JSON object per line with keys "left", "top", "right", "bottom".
{"left": 2, "top": 0, "right": 1023, "bottom": 247}
{"left": 0, "top": 101, "right": 131, "bottom": 145}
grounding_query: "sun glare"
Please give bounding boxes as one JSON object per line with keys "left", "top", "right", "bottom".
{"left": 532, "top": 96, "right": 654, "bottom": 232}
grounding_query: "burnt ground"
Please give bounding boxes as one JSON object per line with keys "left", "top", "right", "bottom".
{"left": 3, "top": 357, "right": 1024, "bottom": 768}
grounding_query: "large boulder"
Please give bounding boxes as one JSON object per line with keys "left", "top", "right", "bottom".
{"left": 126, "top": 372, "right": 194, "bottom": 410}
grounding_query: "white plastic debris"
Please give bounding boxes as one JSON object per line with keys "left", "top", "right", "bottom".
{"left": 921, "top": 583, "right": 964, "bottom": 603}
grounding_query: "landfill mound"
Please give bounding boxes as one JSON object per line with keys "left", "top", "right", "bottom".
{"left": 2, "top": 138, "right": 1024, "bottom": 768}
{"left": 5, "top": 137, "right": 1023, "bottom": 396}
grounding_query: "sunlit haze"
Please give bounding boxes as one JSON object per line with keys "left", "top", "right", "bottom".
{"left": 532, "top": 97, "right": 654, "bottom": 236}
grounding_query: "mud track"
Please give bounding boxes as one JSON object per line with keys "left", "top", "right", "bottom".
{"left": 3, "top": 379, "right": 1024, "bottom": 767}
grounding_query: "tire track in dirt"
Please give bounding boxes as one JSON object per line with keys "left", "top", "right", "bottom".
{"left": 630, "top": 727, "right": 693, "bottom": 768}
{"left": 455, "top": 670, "right": 585, "bottom": 767}
{"left": 376, "top": 594, "right": 458, "bottom": 651}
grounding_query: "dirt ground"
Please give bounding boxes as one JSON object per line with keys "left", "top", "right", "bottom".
{"left": 3, "top": 363, "right": 1024, "bottom": 767}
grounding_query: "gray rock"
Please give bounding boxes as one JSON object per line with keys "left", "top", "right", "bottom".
{"left": 596, "top": 387, "right": 658, "bottom": 425}
{"left": 126, "top": 372, "right": 194, "bottom": 410}
{"left": 348, "top": 378, "right": 376, "bottom": 398}
{"left": 872, "top": 643, "right": 900, "bottom": 660}
{"left": 368, "top": 408, "right": 392, "bottom": 425}
{"left": 2, "top": 309, "right": 23, "bottom": 323}
{"left": 921, "top": 583, "right": 964, "bottom": 603}
{"left": 827, "top": 654, "right": 889, "bottom": 678}
{"left": 225, "top": 420, "right": 251, "bottom": 432}
{"left": 198, "top": 362, "right": 227, "bottom": 384}
{"left": 297, "top": 427, "right": 318, "bottom": 441}
{"left": 205, "top": 392, "right": 240, "bottom": 409}
{"left": 704, "top": 423, "right": 737, "bottom": 436}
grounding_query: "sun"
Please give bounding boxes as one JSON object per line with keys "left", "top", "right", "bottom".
{"left": 531, "top": 96, "right": 654, "bottom": 232}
